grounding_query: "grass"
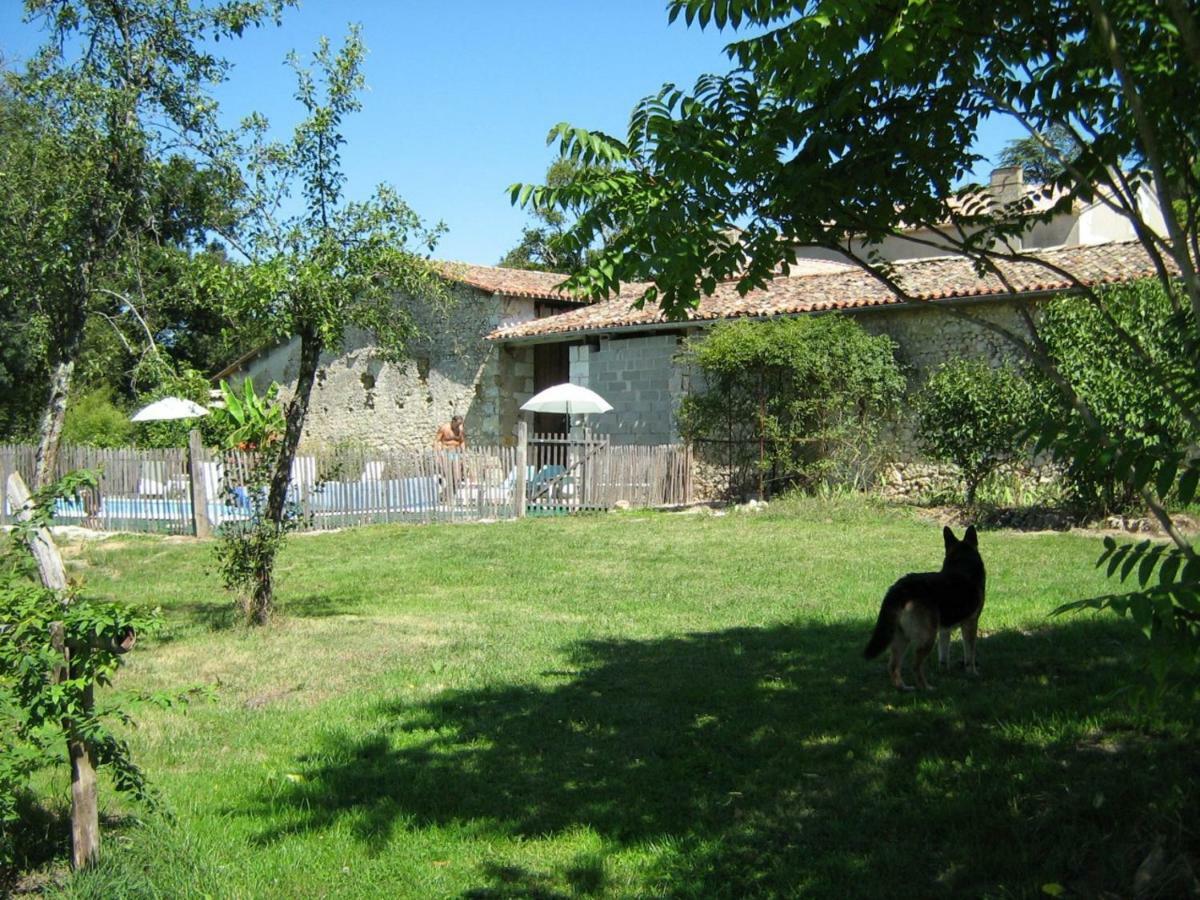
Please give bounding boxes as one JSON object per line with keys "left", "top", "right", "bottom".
{"left": 17, "top": 496, "right": 1200, "bottom": 898}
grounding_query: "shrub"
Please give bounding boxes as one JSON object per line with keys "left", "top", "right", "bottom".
{"left": 207, "top": 379, "right": 285, "bottom": 452}
{"left": 209, "top": 381, "right": 295, "bottom": 625}
{"left": 62, "top": 387, "right": 134, "bottom": 448}
{"left": 1, "top": 473, "right": 163, "bottom": 869}
{"left": 915, "top": 359, "right": 1036, "bottom": 506}
{"left": 678, "top": 315, "right": 905, "bottom": 499}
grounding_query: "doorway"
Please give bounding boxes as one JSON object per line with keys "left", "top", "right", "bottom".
{"left": 532, "top": 342, "right": 570, "bottom": 433}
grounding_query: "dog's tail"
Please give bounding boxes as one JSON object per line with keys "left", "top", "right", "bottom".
{"left": 863, "top": 585, "right": 904, "bottom": 659}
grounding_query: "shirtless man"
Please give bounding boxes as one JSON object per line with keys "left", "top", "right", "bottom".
{"left": 434, "top": 415, "right": 466, "bottom": 450}
{"left": 434, "top": 416, "right": 466, "bottom": 501}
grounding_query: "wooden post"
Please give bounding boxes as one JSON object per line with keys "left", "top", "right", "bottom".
{"left": 515, "top": 420, "right": 528, "bottom": 519}
{"left": 580, "top": 427, "right": 590, "bottom": 511}
{"left": 188, "top": 429, "right": 212, "bottom": 539}
{"left": 8, "top": 473, "right": 100, "bottom": 869}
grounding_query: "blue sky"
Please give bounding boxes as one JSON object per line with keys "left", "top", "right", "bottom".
{"left": 1, "top": 1, "right": 1023, "bottom": 266}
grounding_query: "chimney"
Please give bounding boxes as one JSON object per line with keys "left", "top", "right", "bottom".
{"left": 989, "top": 165, "right": 1025, "bottom": 206}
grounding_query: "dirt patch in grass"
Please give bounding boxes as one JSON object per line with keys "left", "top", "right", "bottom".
{"left": 917, "top": 504, "right": 1200, "bottom": 537}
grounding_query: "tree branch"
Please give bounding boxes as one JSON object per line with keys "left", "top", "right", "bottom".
{"left": 1088, "top": 0, "right": 1200, "bottom": 318}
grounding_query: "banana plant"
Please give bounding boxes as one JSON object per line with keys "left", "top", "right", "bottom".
{"left": 212, "top": 379, "right": 286, "bottom": 451}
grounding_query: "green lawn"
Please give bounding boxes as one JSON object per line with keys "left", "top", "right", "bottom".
{"left": 24, "top": 497, "right": 1200, "bottom": 898}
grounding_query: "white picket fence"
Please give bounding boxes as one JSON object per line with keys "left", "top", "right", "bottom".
{"left": 0, "top": 433, "right": 691, "bottom": 535}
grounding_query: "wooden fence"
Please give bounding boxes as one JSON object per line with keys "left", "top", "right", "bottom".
{"left": 0, "top": 444, "right": 195, "bottom": 534}
{"left": 0, "top": 431, "right": 691, "bottom": 535}
{"left": 527, "top": 432, "right": 692, "bottom": 515}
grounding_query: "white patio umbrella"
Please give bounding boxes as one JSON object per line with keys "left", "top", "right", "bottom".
{"left": 521, "top": 383, "right": 613, "bottom": 421}
{"left": 130, "top": 396, "right": 210, "bottom": 422}
{"left": 521, "top": 384, "right": 612, "bottom": 506}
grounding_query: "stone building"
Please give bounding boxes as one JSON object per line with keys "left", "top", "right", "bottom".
{"left": 214, "top": 265, "right": 590, "bottom": 452}
{"left": 216, "top": 168, "right": 1164, "bottom": 456}
{"left": 488, "top": 241, "right": 1161, "bottom": 452}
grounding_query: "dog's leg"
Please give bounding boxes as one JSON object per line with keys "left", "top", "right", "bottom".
{"left": 913, "top": 635, "right": 936, "bottom": 690}
{"left": 888, "top": 635, "right": 913, "bottom": 692}
{"left": 961, "top": 614, "right": 980, "bottom": 675}
{"left": 937, "top": 627, "right": 952, "bottom": 669}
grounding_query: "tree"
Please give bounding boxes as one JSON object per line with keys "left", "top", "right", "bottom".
{"left": 218, "top": 28, "right": 445, "bottom": 625}
{"left": 996, "top": 124, "right": 1079, "bottom": 183}
{"left": 500, "top": 158, "right": 594, "bottom": 273}
{"left": 0, "top": 0, "right": 288, "bottom": 485}
{"left": 513, "top": 1, "right": 1200, "bottom": 698}
{"left": 0, "top": 0, "right": 287, "bottom": 870}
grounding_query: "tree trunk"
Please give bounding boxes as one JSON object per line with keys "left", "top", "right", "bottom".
{"left": 34, "top": 296, "right": 88, "bottom": 490}
{"left": 67, "top": 684, "right": 100, "bottom": 869}
{"left": 34, "top": 357, "right": 76, "bottom": 490}
{"left": 250, "top": 326, "right": 323, "bottom": 623}
{"left": 47, "top": 626, "right": 100, "bottom": 870}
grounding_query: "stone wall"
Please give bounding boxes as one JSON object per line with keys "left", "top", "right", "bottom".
{"left": 550, "top": 297, "right": 1039, "bottom": 499}
{"left": 851, "top": 297, "right": 1035, "bottom": 461}
{"left": 853, "top": 297, "right": 1031, "bottom": 381}
{"left": 231, "top": 285, "right": 540, "bottom": 452}
{"left": 567, "top": 332, "right": 688, "bottom": 444}
{"left": 494, "top": 343, "right": 535, "bottom": 445}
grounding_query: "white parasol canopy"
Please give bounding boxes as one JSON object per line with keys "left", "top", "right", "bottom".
{"left": 521, "top": 383, "right": 613, "bottom": 417}
{"left": 130, "top": 397, "right": 210, "bottom": 422}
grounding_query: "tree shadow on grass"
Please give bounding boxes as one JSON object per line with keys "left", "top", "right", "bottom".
{"left": 1, "top": 797, "right": 136, "bottom": 896}
{"left": 160, "top": 592, "right": 366, "bottom": 638}
{"left": 279, "top": 592, "right": 368, "bottom": 619}
{"left": 243, "top": 618, "right": 1198, "bottom": 898}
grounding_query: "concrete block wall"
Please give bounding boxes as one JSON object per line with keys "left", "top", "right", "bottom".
{"left": 569, "top": 332, "right": 687, "bottom": 444}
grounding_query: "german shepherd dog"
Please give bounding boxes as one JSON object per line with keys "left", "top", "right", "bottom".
{"left": 863, "top": 526, "right": 986, "bottom": 691}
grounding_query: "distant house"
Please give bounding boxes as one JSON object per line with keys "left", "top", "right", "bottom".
{"left": 788, "top": 165, "right": 1167, "bottom": 267}
{"left": 217, "top": 169, "right": 1165, "bottom": 454}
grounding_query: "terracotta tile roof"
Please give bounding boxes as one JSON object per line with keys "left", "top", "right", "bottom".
{"left": 437, "top": 261, "right": 592, "bottom": 303}
{"left": 487, "top": 241, "right": 1162, "bottom": 341}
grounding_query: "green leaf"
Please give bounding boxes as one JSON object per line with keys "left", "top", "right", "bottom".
{"left": 1128, "top": 593, "right": 1154, "bottom": 636}
{"left": 1178, "top": 468, "right": 1200, "bottom": 506}
{"left": 1131, "top": 453, "right": 1156, "bottom": 491}
{"left": 1158, "top": 552, "right": 1181, "bottom": 587}
{"left": 1119, "top": 541, "right": 1151, "bottom": 583}
{"left": 1155, "top": 457, "right": 1178, "bottom": 500}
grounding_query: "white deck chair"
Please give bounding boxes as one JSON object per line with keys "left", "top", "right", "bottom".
{"left": 291, "top": 455, "right": 318, "bottom": 488}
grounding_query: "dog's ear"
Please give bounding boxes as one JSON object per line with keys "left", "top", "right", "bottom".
{"left": 943, "top": 525, "right": 957, "bottom": 548}
{"left": 964, "top": 525, "right": 978, "bottom": 547}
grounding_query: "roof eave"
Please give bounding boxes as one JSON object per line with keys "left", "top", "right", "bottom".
{"left": 487, "top": 288, "right": 1072, "bottom": 345}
